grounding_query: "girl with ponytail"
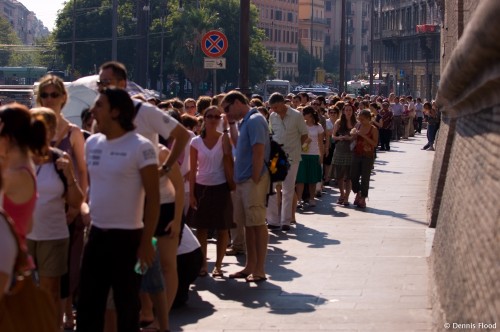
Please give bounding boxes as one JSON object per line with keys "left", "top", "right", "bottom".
{"left": 0, "top": 102, "right": 47, "bottom": 252}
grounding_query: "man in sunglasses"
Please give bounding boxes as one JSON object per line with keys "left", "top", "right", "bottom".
{"left": 221, "top": 91, "right": 271, "bottom": 283}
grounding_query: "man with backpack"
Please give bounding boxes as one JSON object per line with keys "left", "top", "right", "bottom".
{"left": 266, "top": 93, "right": 309, "bottom": 231}
{"left": 221, "top": 91, "right": 270, "bottom": 283}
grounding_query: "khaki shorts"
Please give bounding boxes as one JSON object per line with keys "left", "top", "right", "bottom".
{"left": 27, "top": 238, "right": 69, "bottom": 277}
{"left": 233, "top": 172, "right": 270, "bottom": 227}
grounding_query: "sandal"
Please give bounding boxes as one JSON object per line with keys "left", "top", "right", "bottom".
{"left": 229, "top": 271, "right": 249, "bottom": 279}
{"left": 212, "top": 268, "right": 224, "bottom": 278}
{"left": 245, "top": 274, "right": 267, "bottom": 283}
{"left": 353, "top": 193, "right": 361, "bottom": 206}
{"left": 336, "top": 197, "right": 344, "bottom": 205}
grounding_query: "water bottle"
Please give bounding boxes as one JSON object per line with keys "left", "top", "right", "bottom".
{"left": 134, "top": 237, "right": 157, "bottom": 275}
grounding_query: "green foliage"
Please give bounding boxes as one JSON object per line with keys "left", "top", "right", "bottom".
{"left": 51, "top": 0, "right": 275, "bottom": 95}
{"left": 298, "top": 43, "right": 323, "bottom": 85}
{"left": 0, "top": 15, "right": 23, "bottom": 66}
{"left": 323, "top": 45, "right": 340, "bottom": 75}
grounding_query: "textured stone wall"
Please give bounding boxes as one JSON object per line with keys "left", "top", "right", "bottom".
{"left": 430, "top": 0, "right": 500, "bottom": 330}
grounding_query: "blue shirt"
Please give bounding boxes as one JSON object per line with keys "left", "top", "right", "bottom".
{"left": 234, "top": 109, "right": 270, "bottom": 183}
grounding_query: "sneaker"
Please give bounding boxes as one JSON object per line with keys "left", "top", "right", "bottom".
{"left": 281, "top": 225, "right": 291, "bottom": 231}
{"left": 427, "top": 146, "right": 435, "bottom": 151}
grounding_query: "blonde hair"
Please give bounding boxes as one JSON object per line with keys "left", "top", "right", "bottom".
{"left": 36, "top": 75, "right": 67, "bottom": 109}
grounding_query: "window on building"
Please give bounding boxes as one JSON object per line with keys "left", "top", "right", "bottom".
{"left": 275, "top": 10, "right": 282, "bottom": 21}
{"left": 325, "top": 35, "right": 331, "bottom": 46}
{"left": 287, "top": 52, "right": 293, "bottom": 63}
{"left": 326, "top": 1, "right": 332, "bottom": 11}
{"left": 288, "top": 12, "right": 293, "bottom": 22}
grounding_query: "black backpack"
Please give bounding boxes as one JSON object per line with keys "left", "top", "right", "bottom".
{"left": 266, "top": 136, "right": 290, "bottom": 199}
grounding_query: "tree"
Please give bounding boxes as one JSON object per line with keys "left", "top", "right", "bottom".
{"left": 298, "top": 43, "right": 323, "bottom": 85}
{"left": 0, "top": 15, "right": 24, "bottom": 66}
{"left": 51, "top": 0, "right": 274, "bottom": 95}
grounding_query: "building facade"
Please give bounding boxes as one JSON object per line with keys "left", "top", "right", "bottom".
{"left": 0, "top": 0, "right": 49, "bottom": 45}
{"left": 326, "top": 0, "right": 371, "bottom": 82}
{"left": 372, "top": 0, "right": 441, "bottom": 99}
{"left": 253, "top": 0, "right": 300, "bottom": 82}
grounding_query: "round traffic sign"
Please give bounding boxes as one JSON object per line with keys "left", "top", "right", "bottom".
{"left": 201, "top": 30, "right": 228, "bottom": 58}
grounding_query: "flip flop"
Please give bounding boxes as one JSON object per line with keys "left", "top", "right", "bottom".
{"left": 245, "top": 275, "right": 267, "bottom": 283}
{"left": 228, "top": 271, "right": 249, "bottom": 279}
{"left": 212, "top": 268, "right": 224, "bottom": 278}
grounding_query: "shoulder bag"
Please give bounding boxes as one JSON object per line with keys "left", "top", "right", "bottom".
{"left": 0, "top": 211, "right": 58, "bottom": 332}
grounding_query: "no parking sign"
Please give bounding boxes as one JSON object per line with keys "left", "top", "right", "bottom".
{"left": 201, "top": 30, "right": 228, "bottom": 58}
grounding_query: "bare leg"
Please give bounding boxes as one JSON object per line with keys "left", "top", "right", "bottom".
{"left": 344, "top": 179, "right": 352, "bottom": 203}
{"left": 295, "top": 183, "right": 304, "bottom": 205}
{"left": 157, "top": 235, "right": 180, "bottom": 331}
{"left": 149, "top": 292, "right": 168, "bottom": 331}
{"left": 245, "top": 225, "right": 269, "bottom": 277}
{"left": 337, "top": 176, "right": 345, "bottom": 202}
{"left": 308, "top": 183, "right": 316, "bottom": 203}
{"left": 195, "top": 229, "right": 208, "bottom": 274}
{"left": 215, "top": 230, "right": 229, "bottom": 271}
{"left": 139, "top": 292, "right": 154, "bottom": 323}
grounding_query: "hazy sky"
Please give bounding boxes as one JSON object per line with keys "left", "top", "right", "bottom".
{"left": 19, "top": 0, "right": 66, "bottom": 31}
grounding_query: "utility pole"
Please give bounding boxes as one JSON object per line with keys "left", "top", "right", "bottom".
{"left": 339, "top": 0, "right": 346, "bottom": 93}
{"left": 71, "top": 0, "right": 76, "bottom": 79}
{"left": 369, "top": 0, "right": 374, "bottom": 94}
{"left": 239, "top": 0, "right": 251, "bottom": 96}
{"left": 112, "top": 0, "right": 118, "bottom": 61}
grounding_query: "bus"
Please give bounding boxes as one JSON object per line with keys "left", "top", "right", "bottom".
{"left": 262, "top": 79, "right": 291, "bottom": 102}
{"left": 0, "top": 85, "right": 34, "bottom": 107}
{"left": 0, "top": 67, "right": 47, "bottom": 85}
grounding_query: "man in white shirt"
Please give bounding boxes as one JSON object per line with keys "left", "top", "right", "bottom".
{"left": 97, "top": 62, "right": 190, "bottom": 174}
{"left": 266, "top": 93, "right": 309, "bottom": 231}
{"left": 77, "top": 87, "right": 159, "bottom": 332}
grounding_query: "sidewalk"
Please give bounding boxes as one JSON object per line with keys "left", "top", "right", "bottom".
{"left": 171, "top": 132, "right": 436, "bottom": 332}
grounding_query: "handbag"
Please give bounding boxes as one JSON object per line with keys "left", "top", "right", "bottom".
{"left": 0, "top": 211, "right": 58, "bottom": 332}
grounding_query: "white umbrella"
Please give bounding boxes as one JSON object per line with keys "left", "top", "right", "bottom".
{"left": 62, "top": 75, "right": 153, "bottom": 127}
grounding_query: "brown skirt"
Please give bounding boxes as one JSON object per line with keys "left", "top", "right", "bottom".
{"left": 186, "top": 182, "right": 233, "bottom": 230}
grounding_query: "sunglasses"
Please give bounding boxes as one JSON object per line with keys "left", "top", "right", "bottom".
{"left": 40, "top": 92, "right": 61, "bottom": 99}
{"left": 205, "top": 115, "right": 222, "bottom": 120}
{"left": 96, "top": 79, "right": 113, "bottom": 87}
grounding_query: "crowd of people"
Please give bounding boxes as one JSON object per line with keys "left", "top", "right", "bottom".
{"left": 0, "top": 61, "right": 440, "bottom": 332}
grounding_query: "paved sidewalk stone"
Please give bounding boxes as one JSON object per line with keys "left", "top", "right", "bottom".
{"left": 171, "top": 133, "right": 435, "bottom": 332}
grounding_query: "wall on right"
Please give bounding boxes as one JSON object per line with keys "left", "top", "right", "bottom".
{"left": 430, "top": 0, "right": 500, "bottom": 330}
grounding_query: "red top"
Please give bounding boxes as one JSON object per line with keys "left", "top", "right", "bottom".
{"left": 354, "top": 126, "right": 376, "bottom": 158}
{"left": 3, "top": 167, "right": 37, "bottom": 247}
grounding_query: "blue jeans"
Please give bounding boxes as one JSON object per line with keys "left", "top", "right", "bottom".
{"left": 427, "top": 124, "right": 438, "bottom": 145}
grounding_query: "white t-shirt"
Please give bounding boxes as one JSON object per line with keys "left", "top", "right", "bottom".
{"left": 27, "top": 161, "right": 68, "bottom": 241}
{"left": 326, "top": 119, "right": 334, "bottom": 133}
{"left": 304, "top": 124, "right": 324, "bottom": 156}
{"left": 177, "top": 225, "right": 200, "bottom": 255}
{"left": 133, "top": 100, "right": 179, "bottom": 151}
{"left": 0, "top": 216, "right": 17, "bottom": 291}
{"left": 190, "top": 135, "right": 226, "bottom": 186}
{"left": 86, "top": 132, "right": 157, "bottom": 229}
